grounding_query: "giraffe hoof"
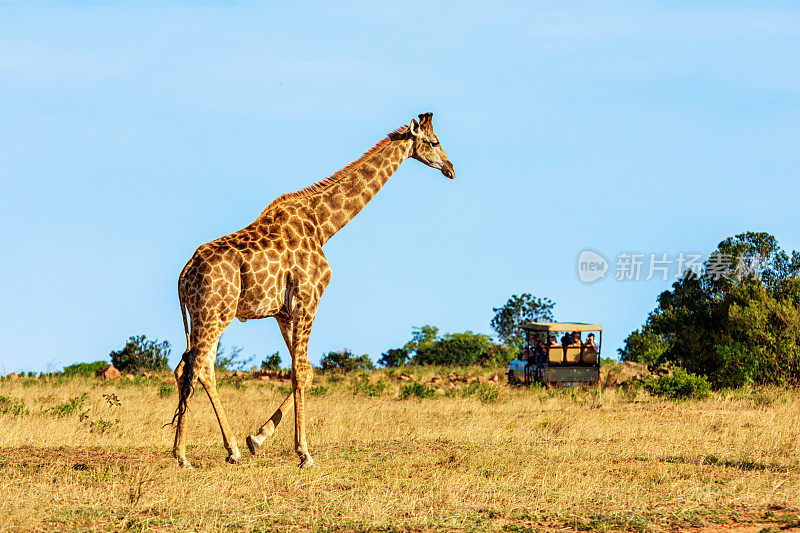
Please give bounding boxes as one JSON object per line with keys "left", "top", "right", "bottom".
{"left": 299, "top": 458, "right": 317, "bottom": 469}
{"left": 178, "top": 461, "right": 194, "bottom": 470}
{"left": 246, "top": 435, "right": 260, "bottom": 455}
{"left": 226, "top": 453, "right": 242, "bottom": 464}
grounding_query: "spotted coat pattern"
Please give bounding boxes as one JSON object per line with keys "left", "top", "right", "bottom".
{"left": 172, "top": 113, "right": 454, "bottom": 468}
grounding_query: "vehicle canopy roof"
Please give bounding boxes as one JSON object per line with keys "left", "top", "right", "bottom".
{"left": 520, "top": 322, "right": 602, "bottom": 332}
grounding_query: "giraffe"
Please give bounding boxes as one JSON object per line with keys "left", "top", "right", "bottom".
{"left": 172, "top": 113, "right": 454, "bottom": 468}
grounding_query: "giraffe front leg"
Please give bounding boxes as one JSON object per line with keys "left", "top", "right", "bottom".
{"left": 294, "top": 360, "right": 315, "bottom": 468}
{"left": 248, "top": 315, "right": 295, "bottom": 455}
{"left": 282, "top": 273, "right": 327, "bottom": 468}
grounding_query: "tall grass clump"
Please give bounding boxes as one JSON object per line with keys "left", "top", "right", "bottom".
{"left": 0, "top": 395, "right": 29, "bottom": 416}
{"left": 459, "top": 382, "right": 500, "bottom": 403}
{"left": 399, "top": 381, "right": 436, "bottom": 400}
{"left": 45, "top": 392, "right": 89, "bottom": 418}
{"left": 352, "top": 376, "right": 388, "bottom": 397}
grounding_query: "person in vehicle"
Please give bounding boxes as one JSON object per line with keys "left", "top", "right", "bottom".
{"left": 533, "top": 338, "right": 546, "bottom": 364}
{"left": 548, "top": 335, "right": 560, "bottom": 347}
{"left": 585, "top": 333, "right": 599, "bottom": 353}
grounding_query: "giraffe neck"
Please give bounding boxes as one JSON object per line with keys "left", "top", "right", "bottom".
{"left": 308, "top": 135, "right": 413, "bottom": 243}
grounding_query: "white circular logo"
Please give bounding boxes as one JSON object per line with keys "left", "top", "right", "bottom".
{"left": 577, "top": 249, "right": 608, "bottom": 283}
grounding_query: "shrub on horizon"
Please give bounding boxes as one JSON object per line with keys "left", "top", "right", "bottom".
{"left": 109, "top": 335, "right": 171, "bottom": 374}
{"left": 260, "top": 351, "right": 282, "bottom": 371}
{"left": 62, "top": 361, "right": 108, "bottom": 378}
{"left": 320, "top": 349, "right": 375, "bottom": 373}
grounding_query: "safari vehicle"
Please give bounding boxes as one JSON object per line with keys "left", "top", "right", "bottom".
{"left": 507, "top": 322, "right": 601, "bottom": 387}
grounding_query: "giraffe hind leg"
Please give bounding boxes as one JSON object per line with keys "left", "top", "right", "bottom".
{"left": 198, "top": 365, "right": 242, "bottom": 463}
{"left": 247, "top": 391, "right": 293, "bottom": 454}
{"left": 172, "top": 322, "right": 234, "bottom": 467}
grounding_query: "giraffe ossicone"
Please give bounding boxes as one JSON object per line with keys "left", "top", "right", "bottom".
{"left": 171, "top": 113, "right": 454, "bottom": 468}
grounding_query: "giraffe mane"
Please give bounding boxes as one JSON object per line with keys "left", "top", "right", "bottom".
{"left": 261, "top": 124, "right": 410, "bottom": 214}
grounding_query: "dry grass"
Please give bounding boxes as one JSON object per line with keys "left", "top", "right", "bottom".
{"left": 1, "top": 368, "right": 799, "bottom": 532}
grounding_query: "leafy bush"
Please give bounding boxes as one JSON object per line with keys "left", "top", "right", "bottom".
{"left": 89, "top": 418, "right": 119, "bottom": 435}
{"left": 102, "top": 393, "right": 121, "bottom": 408}
{"left": 320, "top": 349, "right": 375, "bottom": 373}
{"left": 0, "top": 396, "right": 29, "bottom": 416}
{"left": 479, "top": 343, "right": 519, "bottom": 366}
{"left": 643, "top": 368, "right": 711, "bottom": 400}
{"left": 260, "top": 351, "right": 282, "bottom": 371}
{"left": 617, "top": 381, "right": 641, "bottom": 401}
{"left": 353, "top": 376, "right": 388, "bottom": 397}
{"left": 62, "top": 361, "right": 108, "bottom": 378}
{"left": 110, "top": 335, "right": 171, "bottom": 373}
{"left": 399, "top": 382, "right": 436, "bottom": 400}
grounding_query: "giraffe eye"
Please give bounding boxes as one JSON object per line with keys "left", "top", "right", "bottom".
{"left": 429, "top": 141, "right": 439, "bottom": 147}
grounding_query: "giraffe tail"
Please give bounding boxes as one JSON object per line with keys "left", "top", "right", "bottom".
{"left": 169, "top": 347, "right": 197, "bottom": 428}
{"left": 178, "top": 261, "right": 191, "bottom": 349}
{"left": 169, "top": 261, "right": 195, "bottom": 429}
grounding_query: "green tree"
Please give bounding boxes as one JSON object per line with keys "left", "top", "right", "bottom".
{"left": 711, "top": 231, "right": 800, "bottom": 293}
{"left": 402, "top": 325, "right": 439, "bottom": 353}
{"left": 320, "top": 349, "right": 375, "bottom": 373}
{"left": 378, "top": 347, "right": 410, "bottom": 368}
{"left": 618, "top": 326, "right": 668, "bottom": 365}
{"left": 260, "top": 352, "right": 282, "bottom": 371}
{"left": 626, "top": 232, "right": 800, "bottom": 387}
{"left": 109, "top": 335, "right": 170, "bottom": 373}
{"left": 384, "top": 325, "right": 515, "bottom": 367}
{"left": 378, "top": 325, "right": 438, "bottom": 368}
{"left": 491, "top": 293, "right": 555, "bottom": 347}
{"left": 413, "top": 331, "right": 494, "bottom": 366}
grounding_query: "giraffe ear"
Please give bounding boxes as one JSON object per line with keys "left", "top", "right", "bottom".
{"left": 409, "top": 119, "right": 420, "bottom": 137}
{"left": 418, "top": 113, "right": 432, "bottom": 126}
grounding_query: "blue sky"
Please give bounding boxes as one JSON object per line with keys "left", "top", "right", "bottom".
{"left": 1, "top": 2, "right": 798, "bottom": 373}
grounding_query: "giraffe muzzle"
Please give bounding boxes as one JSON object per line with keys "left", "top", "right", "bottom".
{"left": 441, "top": 161, "right": 455, "bottom": 179}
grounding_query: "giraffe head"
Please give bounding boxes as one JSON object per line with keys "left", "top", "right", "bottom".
{"left": 408, "top": 113, "right": 455, "bottom": 179}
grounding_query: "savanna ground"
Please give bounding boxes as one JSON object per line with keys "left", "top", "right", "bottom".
{"left": 1, "top": 365, "right": 799, "bottom": 532}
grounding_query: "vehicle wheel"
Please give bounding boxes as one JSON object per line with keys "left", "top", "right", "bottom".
{"left": 507, "top": 372, "right": 518, "bottom": 386}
